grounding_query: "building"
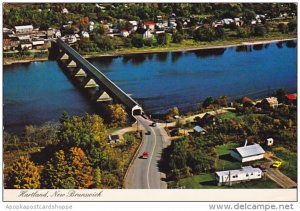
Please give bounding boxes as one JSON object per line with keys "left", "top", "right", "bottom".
{"left": 201, "top": 113, "right": 217, "bottom": 125}
{"left": 230, "top": 143, "right": 265, "bottom": 163}
{"left": 286, "top": 93, "right": 297, "bottom": 103}
{"left": 61, "top": 8, "right": 69, "bottom": 14}
{"left": 120, "top": 29, "right": 129, "bottom": 37}
{"left": 143, "top": 22, "right": 156, "bottom": 31}
{"left": 81, "top": 31, "right": 90, "bottom": 38}
{"left": 193, "top": 125, "right": 206, "bottom": 134}
{"left": 14, "top": 25, "right": 33, "bottom": 34}
{"left": 266, "top": 138, "right": 274, "bottom": 146}
{"left": 261, "top": 97, "right": 279, "bottom": 109}
{"left": 242, "top": 96, "right": 255, "bottom": 107}
{"left": 216, "top": 166, "right": 263, "bottom": 186}
{"left": 108, "top": 134, "right": 120, "bottom": 144}
{"left": 55, "top": 30, "right": 62, "bottom": 38}
{"left": 20, "top": 42, "right": 32, "bottom": 50}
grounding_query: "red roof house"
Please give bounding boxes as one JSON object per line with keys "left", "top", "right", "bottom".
{"left": 286, "top": 93, "right": 297, "bottom": 100}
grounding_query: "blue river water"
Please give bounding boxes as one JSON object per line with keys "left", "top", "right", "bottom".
{"left": 3, "top": 40, "right": 297, "bottom": 133}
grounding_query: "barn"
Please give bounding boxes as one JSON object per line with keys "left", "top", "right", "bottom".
{"left": 230, "top": 143, "right": 265, "bottom": 163}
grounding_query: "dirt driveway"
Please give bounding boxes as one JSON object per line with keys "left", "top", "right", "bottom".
{"left": 265, "top": 168, "right": 297, "bottom": 188}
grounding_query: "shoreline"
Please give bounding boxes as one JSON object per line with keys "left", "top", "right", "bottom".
{"left": 3, "top": 37, "right": 297, "bottom": 66}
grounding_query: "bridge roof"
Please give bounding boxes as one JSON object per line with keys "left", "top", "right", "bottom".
{"left": 56, "top": 38, "right": 140, "bottom": 110}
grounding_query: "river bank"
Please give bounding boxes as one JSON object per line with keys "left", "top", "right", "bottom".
{"left": 3, "top": 36, "right": 297, "bottom": 66}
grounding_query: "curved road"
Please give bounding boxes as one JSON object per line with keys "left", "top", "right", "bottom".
{"left": 125, "top": 116, "right": 170, "bottom": 189}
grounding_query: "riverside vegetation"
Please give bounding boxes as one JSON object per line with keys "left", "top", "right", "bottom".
{"left": 3, "top": 104, "right": 142, "bottom": 189}
{"left": 3, "top": 3, "right": 297, "bottom": 63}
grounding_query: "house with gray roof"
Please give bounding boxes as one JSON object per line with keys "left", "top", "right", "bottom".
{"left": 216, "top": 166, "right": 263, "bottom": 186}
{"left": 230, "top": 143, "right": 265, "bottom": 163}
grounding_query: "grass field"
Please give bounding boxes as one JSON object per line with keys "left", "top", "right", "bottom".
{"left": 168, "top": 173, "right": 279, "bottom": 189}
{"left": 273, "top": 147, "right": 297, "bottom": 182}
{"left": 219, "top": 111, "right": 264, "bottom": 121}
{"left": 214, "top": 143, "right": 241, "bottom": 171}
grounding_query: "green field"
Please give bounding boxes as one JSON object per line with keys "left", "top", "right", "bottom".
{"left": 168, "top": 173, "right": 279, "bottom": 189}
{"left": 273, "top": 147, "right": 297, "bottom": 182}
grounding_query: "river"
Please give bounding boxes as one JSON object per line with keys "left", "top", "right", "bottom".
{"left": 3, "top": 40, "right": 297, "bottom": 134}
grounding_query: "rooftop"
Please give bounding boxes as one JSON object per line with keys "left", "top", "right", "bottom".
{"left": 216, "top": 166, "right": 262, "bottom": 177}
{"left": 234, "top": 144, "right": 265, "bottom": 158}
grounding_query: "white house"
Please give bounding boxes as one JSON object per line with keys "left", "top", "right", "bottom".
{"left": 230, "top": 143, "right": 265, "bottom": 163}
{"left": 142, "top": 29, "right": 153, "bottom": 39}
{"left": 62, "top": 8, "right": 69, "bottom": 14}
{"left": 20, "top": 43, "right": 32, "bottom": 50}
{"left": 81, "top": 31, "right": 90, "bottom": 38}
{"left": 55, "top": 30, "right": 62, "bottom": 38}
{"left": 216, "top": 166, "right": 263, "bottom": 186}
{"left": 14, "top": 25, "right": 33, "bottom": 34}
{"left": 193, "top": 126, "right": 206, "bottom": 134}
{"left": 64, "top": 35, "right": 77, "bottom": 43}
{"left": 89, "top": 21, "right": 94, "bottom": 31}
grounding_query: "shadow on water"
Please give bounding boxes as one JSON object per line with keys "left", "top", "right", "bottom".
{"left": 122, "top": 54, "right": 147, "bottom": 65}
{"left": 156, "top": 52, "right": 169, "bottom": 62}
{"left": 193, "top": 48, "right": 226, "bottom": 58}
{"left": 253, "top": 44, "right": 264, "bottom": 51}
{"left": 236, "top": 45, "right": 252, "bottom": 53}
{"left": 276, "top": 42, "right": 283, "bottom": 48}
{"left": 88, "top": 56, "right": 116, "bottom": 67}
{"left": 285, "top": 40, "right": 297, "bottom": 48}
{"left": 146, "top": 53, "right": 154, "bottom": 60}
{"left": 171, "top": 52, "right": 183, "bottom": 63}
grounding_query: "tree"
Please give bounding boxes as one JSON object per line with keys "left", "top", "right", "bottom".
{"left": 275, "top": 88, "right": 287, "bottom": 104}
{"left": 94, "top": 167, "right": 102, "bottom": 188}
{"left": 202, "top": 97, "right": 214, "bottom": 108}
{"left": 41, "top": 150, "right": 73, "bottom": 189}
{"left": 58, "top": 113, "right": 108, "bottom": 165}
{"left": 131, "top": 34, "right": 144, "bottom": 48}
{"left": 172, "top": 32, "right": 183, "bottom": 43}
{"left": 42, "top": 147, "right": 94, "bottom": 189}
{"left": 7, "top": 156, "right": 40, "bottom": 189}
{"left": 67, "top": 147, "right": 94, "bottom": 189}
{"left": 194, "top": 27, "right": 216, "bottom": 42}
{"left": 107, "top": 104, "right": 128, "bottom": 127}
{"left": 237, "top": 27, "right": 251, "bottom": 38}
{"left": 156, "top": 33, "right": 168, "bottom": 45}
{"left": 288, "top": 20, "right": 297, "bottom": 32}
{"left": 166, "top": 106, "right": 180, "bottom": 120}
{"left": 278, "top": 23, "right": 288, "bottom": 34}
{"left": 253, "top": 25, "right": 267, "bottom": 37}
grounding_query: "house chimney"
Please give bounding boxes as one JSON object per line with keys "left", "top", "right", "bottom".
{"left": 244, "top": 139, "right": 248, "bottom": 147}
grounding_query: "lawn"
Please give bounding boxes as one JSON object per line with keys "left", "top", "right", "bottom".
{"left": 168, "top": 173, "right": 279, "bottom": 189}
{"left": 214, "top": 143, "right": 241, "bottom": 171}
{"left": 272, "top": 147, "right": 297, "bottom": 182}
{"left": 219, "top": 111, "right": 264, "bottom": 121}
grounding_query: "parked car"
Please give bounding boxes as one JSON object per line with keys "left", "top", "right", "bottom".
{"left": 142, "top": 152, "right": 149, "bottom": 159}
{"left": 151, "top": 122, "right": 157, "bottom": 127}
{"left": 271, "top": 161, "right": 282, "bottom": 168}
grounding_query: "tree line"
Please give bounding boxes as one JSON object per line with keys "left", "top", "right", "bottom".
{"left": 4, "top": 104, "right": 137, "bottom": 189}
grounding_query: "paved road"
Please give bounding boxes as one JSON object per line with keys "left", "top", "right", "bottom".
{"left": 125, "top": 116, "right": 170, "bottom": 189}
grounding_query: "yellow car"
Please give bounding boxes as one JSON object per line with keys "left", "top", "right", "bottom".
{"left": 271, "top": 161, "right": 282, "bottom": 168}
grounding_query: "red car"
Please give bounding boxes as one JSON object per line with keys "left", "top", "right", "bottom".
{"left": 142, "top": 152, "right": 149, "bottom": 159}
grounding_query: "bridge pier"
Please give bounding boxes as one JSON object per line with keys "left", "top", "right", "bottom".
{"left": 59, "top": 53, "right": 69, "bottom": 60}
{"left": 82, "top": 77, "right": 98, "bottom": 88}
{"left": 93, "top": 90, "right": 112, "bottom": 102}
{"left": 65, "top": 59, "right": 77, "bottom": 68}
{"left": 72, "top": 67, "right": 87, "bottom": 77}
